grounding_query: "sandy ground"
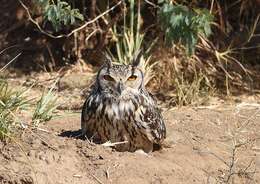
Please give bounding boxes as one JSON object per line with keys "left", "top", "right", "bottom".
{"left": 1, "top": 102, "right": 260, "bottom": 184}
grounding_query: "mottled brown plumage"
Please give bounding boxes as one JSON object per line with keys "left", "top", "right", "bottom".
{"left": 81, "top": 53, "right": 166, "bottom": 153}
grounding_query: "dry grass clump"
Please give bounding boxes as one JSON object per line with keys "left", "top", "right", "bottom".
{"left": 150, "top": 39, "right": 256, "bottom": 106}
{"left": 149, "top": 45, "right": 214, "bottom": 106}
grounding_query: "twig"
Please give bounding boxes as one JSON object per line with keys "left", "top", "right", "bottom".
{"left": 200, "top": 149, "right": 229, "bottom": 167}
{"left": 236, "top": 108, "right": 260, "bottom": 133}
{"left": 0, "top": 53, "right": 21, "bottom": 72}
{"left": 225, "top": 142, "right": 236, "bottom": 183}
{"left": 18, "top": 0, "right": 123, "bottom": 39}
{"left": 31, "top": 129, "right": 58, "bottom": 151}
{"left": 85, "top": 29, "right": 101, "bottom": 43}
{"left": 105, "top": 167, "right": 110, "bottom": 179}
{"left": 36, "top": 127, "right": 51, "bottom": 133}
{"left": 0, "top": 45, "right": 21, "bottom": 55}
{"left": 247, "top": 14, "right": 259, "bottom": 43}
{"left": 210, "top": 0, "right": 215, "bottom": 13}
{"left": 102, "top": 140, "right": 128, "bottom": 147}
{"left": 46, "top": 43, "right": 56, "bottom": 70}
{"left": 20, "top": 125, "right": 58, "bottom": 151}
{"left": 232, "top": 45, "right": 260, "bottom": 51}
{"left": 144, "top": 0, "right": 159, "bottom": 8}
{"left": 73, "top": 174, "right": 82, "bottom": 178}
{"left": 241, "top": 159, "right": 254, "bottom": 174}
{"left": 225, "top": 142, "right": 257, "bottom": 183}
{"left": 91, "top": 174, "right": 104, "bottom": 184}
{"left": 235, "top": 102, "right": 260, "bottom": 112}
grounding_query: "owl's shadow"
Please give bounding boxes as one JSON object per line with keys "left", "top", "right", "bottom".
{"left": 59, "top": 129, "right": 85, "bottom": 140}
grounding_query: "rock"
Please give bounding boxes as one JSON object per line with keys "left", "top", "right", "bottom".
{"left": 58, "top": 73, "right": 93, "bottom": 90}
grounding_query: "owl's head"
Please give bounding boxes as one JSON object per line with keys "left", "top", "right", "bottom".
{"left": 96, "top": 51, "right": 144, "bottom": 97}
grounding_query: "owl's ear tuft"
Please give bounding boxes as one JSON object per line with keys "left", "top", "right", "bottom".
{"left": 104, "top": 53, "right": 113, "bottom": 68}
{"left": 131, "top": 49, "right": 144, "bottom": 68}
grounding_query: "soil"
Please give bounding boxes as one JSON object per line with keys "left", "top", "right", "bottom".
{"left": 1, "top": 71, "right": 260, "bottom": 184}
{"left": 1, "top": 1, "right": 260, "bottom": 183}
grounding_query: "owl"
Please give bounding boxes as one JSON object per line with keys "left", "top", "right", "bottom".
{"left": 81, "top": 52, "right": 166, "bottom": 153}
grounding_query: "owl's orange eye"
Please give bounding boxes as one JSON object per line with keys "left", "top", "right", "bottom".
{"left": 127, "top": 75, "right": 137, "bottom": 81}
{"left": 103, "top": 75, "right": 115, "bottom": 81}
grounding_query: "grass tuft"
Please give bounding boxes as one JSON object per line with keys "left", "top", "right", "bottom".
{"left": 32, "top": 82, "right": 59, "bottom": 126}
{"left": 0, "top": 79, "right": 30, "bottom": 140}
{"left": 172, "top": 71, "right": 214, "bottom": 106}
{"left": 108, "top": 0, "right": 157, "bottom": 85}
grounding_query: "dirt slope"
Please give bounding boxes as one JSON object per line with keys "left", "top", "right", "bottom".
{"left": 0, "top": 104, "right": 259, "bottom": 184}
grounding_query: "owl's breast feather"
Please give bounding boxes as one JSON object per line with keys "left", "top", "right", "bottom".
{"left": 89, "top": 92, "right": 151, "bottom": 123}
{"left": 96, "top": 99, "right": 137, "bottom": 121}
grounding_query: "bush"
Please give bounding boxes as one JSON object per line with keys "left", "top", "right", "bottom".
{"left": 33, "top": 0, "right": 84, "bottom": 31}
{"left": 159, "top": 1, "right": 214, "bottom": 55}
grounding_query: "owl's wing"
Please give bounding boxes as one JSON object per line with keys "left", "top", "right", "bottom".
{"left": 81, "top": 98, "right": 90, "bottom": 135}
{"left": 136, "top": 90, "right": 166, "bottom": 143}
{"left": 81, "top": 93, "right": 99, "bottom": 135}
{"left": 139, "top": 105, "right": 166, "bottom": 144}
{"left": 81, "top": 81, "right": 100, "bottom": 122}
{"left": 81, "top": 99, "right": 89, "bottom": 124}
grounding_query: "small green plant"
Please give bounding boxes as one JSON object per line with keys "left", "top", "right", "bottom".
{"left": 0, "top": 80, "right": 29, "bottom": 111}
{"left": 159, "top": 1, "right": 214, "bottom": 55}
{"left": 33, "top": 0, "right": 84, "bottom": 31}
{"left": 32, "top": 84, "right": 58, "bottom": 126}
{"left": 111, "top": 0, "right": 143, "bottom": 65}
{"left": 0, "top": 79, "right": 29, "bottom": 140}
{"left": 0, "top": 110, "right": 13, "bottom": 140}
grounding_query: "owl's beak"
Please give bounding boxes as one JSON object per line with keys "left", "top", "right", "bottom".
{"left": 117, "top": 82, "right": 125, "bottom": 94}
